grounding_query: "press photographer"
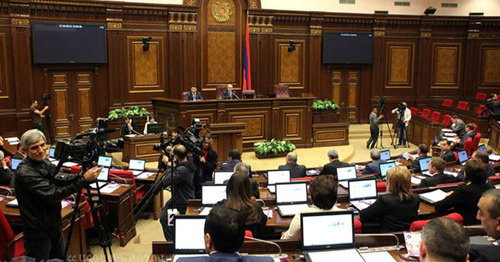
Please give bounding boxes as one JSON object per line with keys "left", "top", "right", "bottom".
{"left": 14, "top": 129, "right": 101, "bottom": 261}
{"left": 391, "top": 101, "right": 412, "bottom": 147}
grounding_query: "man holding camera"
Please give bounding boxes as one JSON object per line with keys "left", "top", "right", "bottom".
{"left": 391, "top": 102, "right": 412, "bottom": 147}
{"left": 14, "top": 129, "right": 101, "bottom": 261}
{"left": 29, "top": 100, "right": 49, "bottom": 132}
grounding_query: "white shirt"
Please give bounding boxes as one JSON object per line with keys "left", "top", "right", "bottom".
{"left": 391, "top": 107, "right": 412, "bottom": 126}
{"left": 281, "top": 205, "right": 345, "bottom": 240}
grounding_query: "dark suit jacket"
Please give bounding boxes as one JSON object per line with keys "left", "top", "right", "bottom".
{"left": 186, "top": 91, "right": 203, "bottom": 101}
{"left": 457, "top": 163, "right": 496, "bottom": 181}
{"left": 457, "top": 131, "right": 476, "bottom": 147}
{"left": 469, "top": 244, "right": 500, "bottom": 262}
{"left": 202, "top": 147, "right": 218, "bottom": 182}
{"left": 417, "top": 173, "right": 458, "bottom": 188}
{"left": 278, "top": 163, "right": 306, "bottom": 178}
{"left": 360, "top": 193, "right": 420, "bottom": 232}
{"left": 485, "top": 100, "right": 500, "bottom": 120}
{"left": 440, "top": 150, "right": 456, "bottom": 163}
{"left": 319, "top": 160, "right": 350, "bottom": 179}
{"left": 176, "top": 252, "right": 274, "bottom": 262}
{"left": 435, "top": 182, "right": 494, "bottom": 225}
{"left": 222, "top": 90, "right": 238, "bottom": 99}
{"left": 121, "top": 120, "right": 137, "bottom": 136}
{"left": 0, "top": 167, "right": 13, "bottom": 187}
{"left": 362, "top": 159, "right": 383, "bottom": 175}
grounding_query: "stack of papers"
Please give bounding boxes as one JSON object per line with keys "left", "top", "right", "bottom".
{"left": 489, "top": 155, "right": 500, "bottom": 161}
{"left": 441, "top": 128, "right": 453, "bottom": 132}
{"left": 411, "top": 177, "right": 422, "bottom": 185}
{"left": 5, "top": 137, "right": 19, "bottom": 145}
{"left": 136, "top": 172, "right": 155, "bottom": 179}
{"left": 419, "top": 189, "right": 448, "bottom": 204}
{"left": 444, "top": 170, "right": 459, "bottom": 177}
{"left": 443, "top": 133, "right": 456, "bottom": 137}
{"left": 100, "top": 183, "right": 122, "bottom": 194}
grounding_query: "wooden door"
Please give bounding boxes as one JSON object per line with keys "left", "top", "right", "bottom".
{"left": 331, "top": 68, "right": 361, "bottom": 123}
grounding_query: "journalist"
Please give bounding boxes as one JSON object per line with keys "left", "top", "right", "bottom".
{"left": 391, "top": 102, "right": 411, "bottom": 147}
{"left": 15, "top": 129, "right": 100, "bottom": 261}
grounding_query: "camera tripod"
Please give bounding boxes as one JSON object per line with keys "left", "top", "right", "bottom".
{"left": 376, "top": 99, "right": 397, "bottom": 149}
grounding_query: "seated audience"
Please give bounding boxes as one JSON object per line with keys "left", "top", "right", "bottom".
{"left": 360, "top": 166, "right": 420, "bottom": 232}
{"left": 220, "top": 149, "right": 252, "bottom": 175}
{"left": 234, "top": 162, "right": 260, "bottom": 199}
{"left": 439, "top": 140, "right": 456, "bottom": 163}
{"left": 469, "top": 189, "right": 500, "bottom": 261}
{"left": 408, "top": 144, "right": 429, "bottom": 171}
{"left": 486, "top": 93, "right": 500, "bottom": 121}
{"left": 222, "top": 84, "right": 239, "bottom": 99}
{"left": 420, "top": 217, "right": 470, "bottom": 262}
{"left": 281, "top": 175, "right": 343, "bottom": 239}
{"left": 185, "top": 85, "right": 203, "bottom": 101}
{"left": 453, "top": 123, "right": 476, "bottom": 148}
{"left": 319, "top": 149, "right": 349, "bottom": 179}
{"left": 435, "top": 160, "right": 494, "bottom": 225}
{"left": 0, "top": 135, "right": 13, "bottom": 158}
{"left": 359, "top": 149, "right": 383, "bottom": 175}
{"left": 418, "top": 157, "right": 457, "bottom": 188}
{"left": 457, "top": 150, "right": 496, "bottom": 181}
{"left": 177, "top": 204, "right": 273, "bottom": 262}
{"left": 278, "top": 152, "right": 306, "bottom": 178}
{"left": 0, "top": 151, "right": 14, "bottom": 187}
{"left": 223, "top": 171, "right": 267, "bottom": 238}
{"left": 451, "top": 115, "right": 466, "bottom": 138}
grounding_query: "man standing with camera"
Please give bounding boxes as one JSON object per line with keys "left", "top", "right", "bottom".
{"left": 14, "top": 129, "right": 101, "bottom": 261}
{"left": 29, "top": 100, "right": 49, "bottom": 132}
{"left": 391, "top": 102, "right": 412, "bottom": 147}
{"left": 366, "top": 107, "right": 384, "bottom": 149}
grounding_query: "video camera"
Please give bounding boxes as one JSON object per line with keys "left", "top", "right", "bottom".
{"left": 152, "top": 118, "right": 205, "bottom": 157}
{"left": 41, "top": 93, "right": 52, "bottom": 106}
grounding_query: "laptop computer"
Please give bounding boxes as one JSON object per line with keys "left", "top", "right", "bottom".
{"left": 11, "top": 158, "right": 22, "bottom": 171}
{"left": 379, "top": 161, "right": 397, "bottom": 180}
{"left": 172, "top": 216, "right": 207, "bottom": 261}
{"left": 276, "top": 182, "right": 309, "bottom": 217}
{"left": 266, "top": 170, "right": 291, "bottom": 193}
{"left": 380, "top": 150, "right": 391, "bottom": 161}
{"left": 301, "top": 211, "right": 365, "bottom": 262}
{"left": 213, "top": 171, "right": 233, "bottom": 184}
{"left": 97, "top": 156, "right": 113, "bottom": 168}
{"left": 129, "top": 158, "right": 146, "bottom": 176}
{"left": 348, "top": 179, "right": 378, "bottom": 211}
{"left": 48, "top": 147, "right": 57, "bottom": 162}
{"left": 199, "top": 184, "right": 227, "bottom": 215}
{"left": 336, "top": 166, "right": 358, "bottom": 188}
{"left": 478, "top": 144, "right": 487, "bottom": 152}
{"left": 89, "top": 167, "right": 110, "bottom": 189}
{"left": 418, "top": 157, "right": 432, "bottom": 176}
{"left": 457, "top": 150, "right": 468, "bottom": 165}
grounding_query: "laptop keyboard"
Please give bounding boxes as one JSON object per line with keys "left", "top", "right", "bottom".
{"left": 278, "top": 204, "right": 309, "bottom": 217}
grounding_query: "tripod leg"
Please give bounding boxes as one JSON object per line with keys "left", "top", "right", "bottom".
{"left": 63, "top": 189, "right": 82, "bottom": 261}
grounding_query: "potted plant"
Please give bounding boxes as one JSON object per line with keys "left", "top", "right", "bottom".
{"left": 312, "top": 99, "right": 339, "bottom": 124}
{"left": 254, "top": 139, "right": 296, "bottom": 159}
{"left": 108, "top": 106, "right": 150, "bottom": 121}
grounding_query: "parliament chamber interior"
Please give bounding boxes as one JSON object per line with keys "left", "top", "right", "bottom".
{"left": 0, "top": 0, "right": 499, "bottom": 261}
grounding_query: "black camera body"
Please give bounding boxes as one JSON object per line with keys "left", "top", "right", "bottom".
{"left": 41, "top": 93, "right": 53, "bottom": 106}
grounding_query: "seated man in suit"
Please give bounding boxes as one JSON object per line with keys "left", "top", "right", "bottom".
{"left": 457, "top": 150, "right": 496, "bottom": 181}
{"left": 420, "top": 217, "right": 470, "bottom": 262}
{"left": 178, "top": 204, "right": 273, "bottom": 262}
{"left": 278, "top": 152, "right": 306, "bottom": 178}
{"left": 451, "top": 115, "right": 466, "bottom": 138}
{"left": 358, "top": 149, "right": 383, "bottom": 175}
{"left": 222, "top": 84, "right": 239, "bottom": 99}
{"left": 439, "top": 140, "right": 457, "bottom": 163}
{"left": 319, "top": 149, "right": 349, "bottom": 180}
{"left": 185, "top": 86, "right": 203, "bottom": 101}
{"left": 470, "top": 189, "right": 500, "bottom": 262}
{"left": 486, "top": 93, "right": 500, "bottom": 121}
{"left": 418, "top": 157, "right": 457, "bottom": 188}
{"left": 408, "top": 144, "right": 429, "bottom": 171}
{"left": 220, "top": 149, "right": 251, "bottom": 175}
{"left": 453, "top": 123, "right": 476, "bottom": 149}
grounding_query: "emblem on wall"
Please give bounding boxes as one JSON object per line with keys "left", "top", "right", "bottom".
{"left": 211, "top": 1, "right": 232, "bottom": 23}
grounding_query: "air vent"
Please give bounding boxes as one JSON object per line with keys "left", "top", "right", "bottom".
{"left": 394, "top": 1, "right": 411, "bottom": 6}
{"left": 339, "top": 0, "right": 356, "bottom": 4}
{"left": 441, "top": 3, "right": 458, "bottom": 8}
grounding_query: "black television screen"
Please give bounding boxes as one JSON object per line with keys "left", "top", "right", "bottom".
{"left": 32, "top": 22, "right": 107, "bottom": 64}
{"left": 322, "top": 32, "right": 373, "bottom": 64}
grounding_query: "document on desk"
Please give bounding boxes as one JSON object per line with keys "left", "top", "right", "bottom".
{"left": 441, "top": 128, "right": 453, "bottom": 132}
{"left": 136, "top": 172, "right": 155, "bottom": 179}
{"left": 100, "top": 183, "right": 122, "bottom": 194}
{"left": 307, "top": 249, "right": 364, "bottom": 262}
{"left": 361, "top": 251, "right": 396, "bottom": 262}
{"left": 419, "top": 189, "right": 447, "bottom": 204}
{"left": 411, "top": 177, "right": 422, "bottom": 185}
{"left": 443, "top": 132, "right": 456, "bottom": 137}
{"left": 489, "top": 155, "right": 500, "bottom": 161}
{"left": 444, "top": 170, "right": 459, "bottom": 177}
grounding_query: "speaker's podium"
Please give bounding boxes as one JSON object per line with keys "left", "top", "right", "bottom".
{"left": 207, "top": 122, "right": 246, "bottom": 167}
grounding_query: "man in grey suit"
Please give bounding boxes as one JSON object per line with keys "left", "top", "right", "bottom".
{"left": 366, "top": 107, "right": 384, "bottom": 149}
{"left": 360, "top": 149, "right": 383, "bottom": 175}
{"left": 278, "top": 152, "right": 306, "bottom": 178}
{"left": 451, "top": 115, "right": 466, "bottom": 138}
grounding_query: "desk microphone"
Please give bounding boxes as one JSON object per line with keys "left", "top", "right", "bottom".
{"left": 244, "top": 236, "right": 287, "bottom": 260}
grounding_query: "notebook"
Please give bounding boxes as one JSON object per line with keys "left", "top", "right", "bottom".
{"left": 89, "top": 167, "right": 110, "bottom": 189}
{"left": 213, "top": 171, "right": 233, "bottom": 184}
{"left": 301, "top": 211, "right": 365, "bottom": 262}
{"left": 129, "top": 158, "right": 146, "bottom": 176}
{"left": 336, "top": 166, "right": 358, "bottom": 189}
{"left": 11, "top": 158, "right": 22, "bottom": 171}
{"left": 348, "top": 179, "right": 377, "bottom": 211}
{"left": 418, "top": 157, "right": 432, "bottom": 176}
{"left": 199, "top": 184, "right": 227, "bottom": 216}
{"left": 478, "top": 144, "right": 487, "bottom": 152}
{"left": 380, "top": 150, "right": 391, "bottom": 161}
{"left": 266, "top": 170, "right": 291, "bottom": 193}
{"left": 97, "top": 156, "right": 113, "bottom": 168}
{"left": 276, "top": 182, "right": 309, "bottom": 217}
{"left": 419, "top": 189, "right": 448, "bottom": 204}
{"left": 457, "top": 150, "right": 468, "bottom": 165}
{"left": 172, "top": 216, "right": 207, "bottom": 261}
{"left": 379, "top": 162, "right": 396, "bottom": 180}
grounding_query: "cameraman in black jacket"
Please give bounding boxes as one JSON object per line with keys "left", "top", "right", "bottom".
{"left": 14, "top": 129, "right": 101, "bottom": 261}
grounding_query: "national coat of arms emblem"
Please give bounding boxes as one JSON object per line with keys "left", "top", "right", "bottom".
{"left": 211, "top": 1, "right": 232, "bottom": 23}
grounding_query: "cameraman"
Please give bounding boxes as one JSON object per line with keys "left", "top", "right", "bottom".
{"left": 160, "top": 144, "right": 196, "bottom": 241}
{"left": 200, "top": 133, "right": 218, "bottom": 182}
{"left": 391, "top": 102, "right": 412, "bottom": 146}
{"left": 14, "top": 129, "right": 101, "bottom": 261}
{"left": 366, "top": 107, "right": 384, "bottom": 149}
{"left": 29, "top": 100, "right": 49, "bottom": 132}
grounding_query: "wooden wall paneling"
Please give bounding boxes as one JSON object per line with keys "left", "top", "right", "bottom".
{"left": 478, "top": 43, "right": 500, "bottom": 91}
{"left": 107, "top": 25, "right": 125, "bottom": 109}
{"left": 358, "top": 66, "right": 372, "bottom": 123}
{"left": 75, "top": 71, "right": 95, "bottom": 133}
{"left": 384, "top": 42, "right": 415, "bottom": 89}
{"left": 274, "top": 38, "right": 306, "bottom": 91}
{"left": 429, "top": 42, "right": 463, "bottom": 94}
{"left": 50, "top": 72, "right": 72, "bottom": 138}
{"left": 182, "top": 31, "right": 198, "bottom": 96}
{"left": 228, "top": 110, "right": 270, "bottom": 143}
{"left": 347, "top": 71, "right": 359, "bottom": 123}
{"left": 0, "top": 31, "right": 12, "bottom": 108}
{"left": 280, "top": 108, "right": 304, "bottom": 144}
{"left": 331, "top": 70, "right": 341, "bottom": 104}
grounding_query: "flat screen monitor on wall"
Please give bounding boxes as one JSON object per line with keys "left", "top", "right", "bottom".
{"left": 322, "top": 32, "right": 373, "bottom": 64}
{"left": 32, "top": 22, "right": 107, "bottom": 64}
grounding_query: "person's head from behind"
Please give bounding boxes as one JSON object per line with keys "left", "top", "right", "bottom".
{"left": 451, "top": 115, "right": 459, "bottom": 124}
{"left": 440, "top": 140, "right": 451, "bottom": 151}
{"left": 286, "top": 152, "right": 297, "bottom": 165}
{"left": 228, "top": 149, "right": 241, "bottom": 161}
{"left": 476, "top": 189, "right": 500, "bottom": 240}
{"left": 226, "top": 171, "right": 252, "bottom": 202}
{"left": 327, "top": 149, "right": 339, "bottom": 161}
{"left": 173, "top": 145, "right": 188, "bottom": 162}
{"left": 21, "top": 129, "right": 47, "bottom": 162}
{"left": 191, "top": 86, "right": 197, "bottom": 93}
{"left": 428, "top": 157, "right": 445, "bottom": 175}
{"left": 370, "top": 148, "right": 380, "bottom": 161}
{"left": 472, "top": 150, "right": 489, "bottom": 165}
{"left": 420, "top": 217, "right": 470, "bottom": 262}
{"left": 234, "top": 162, "right": 250, "bottom": 178}
{"left": 386, "top": 166, "right": 413, "bottom": 201}
{"left": 310, "top": 175, "right": 337, "bottom": 210}
{"left": 417, "top": 144, "right": 428, "bottom": 156}
{"left": 204, "top": 205, "right": 246, "bottom": 253}
{"left": 463, "top": 160, "right": 488, "bottom": 184}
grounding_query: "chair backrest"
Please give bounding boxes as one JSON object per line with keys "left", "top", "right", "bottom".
{"left": 442, "top": 99, "right": 453, "bottom": 108}
{"left": 410, "top": 107, "right": 418, "bottom": 115}
{"left": 441, "top": 114, "right": 452, "bottom": 128}
{"left": 456, "top": 101, "right": 469, "bottom": 111}
{"left": 475, "top": 92, "right": 487, "bottom": 100}
{"left": 420, "top": 108, "right": 431, "bottom": 119}
{"left": 216, "top": 85, "right": 226, "bottom": 100}
{"left": 477, "top": 104, "right": 488, "bottom": 116}
{"left": 472, "top": 123, "right": 477, "bottom": 131}
{"left": 472, "top": 132, "right": 482, "bottom": 151}
{"left": 464, "top": 137, "right": 474, "bottom": 157}
{"left": 0, "top": 208, "right": 15, "bottom": 261}
{"left": 242, "top": 89, "right": 255, "bottom": 99}
{"left": 409, "top": 213, "right": 463, "bottom": 231}
{"left": 354, "top": 218, "right": 362, "bottom": 234}
{"left": 376, "top": 181, "right": 387, "bottom": 193}
{"left": 70, "top": 165, "right": 82, "bottom": 174}
{"left": 182, "top": 92, "right": 189, "bottom": 100}
{"left": 430, "top": 111, "right": 442, "bottom": 123}
{"left": 274, "top": 85, "right": 290, "bottom": 98}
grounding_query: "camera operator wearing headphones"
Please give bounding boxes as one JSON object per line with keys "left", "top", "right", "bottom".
{"left": 391, "top": 102, "right": 412, "bottom": 147}
{"left": 160, "top": 144, "right": 196, "bottom": 241}
{"left": 14, "top": 129, "right": 101, "bottom": 261}
{"left": 29, "top": 100, "right": 49, "bottom": 132}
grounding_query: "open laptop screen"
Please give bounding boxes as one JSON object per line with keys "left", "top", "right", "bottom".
{"left": 174, "top": 216, "right": 206, "bottom": 253}
{"left": 276, "top": 182, "right": 308, "bottom": 204}
{"left": 201, "top": 184, "right": 227, "bottom": 206}
{"left": 379, "top": 162, "right": 396, "bottom": 179}
{"left": 129, "top": 159, "right": 146, "bottom": 171}
{"left": 419, "top": 157, "right": 432, "bottom": 172}
{"left": 97, "top": 156, "right": 112, "bottom": 168}
{"left": 348, "top": 179, "right": 377, "bottom": 201}
{"left": 457, "top": 150, "right": 468, "bottom": 163}
{"left": 11, "top": 158, "right": 22, "bottom": 171}
{"left": 97, "top": 167, "right": 109, "bottom": 182}
{"left": 213, "top": 171, "right": 233, "bottom": 184}
{"left": 49, "top": 147, "right": 55, "bottom": 158}
{"left": 380, "top": 150, "right": 391, "bottom": 161}
{"left": 478, "top": 144, "right": 487, "bottom": 152}
{"left": 267, "top": 170, "right": 291, "bottom": 185}
{"left": 301, "top": 211, "right": 354, "bottom": 250}
{"left": 336, "top": 166, "right": 357, "bottom": 181}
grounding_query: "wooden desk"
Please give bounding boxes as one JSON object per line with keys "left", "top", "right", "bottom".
{"left": 427, "top": 103, "right": 490, "bottom": 138}
{"left": 407, "top": 115, "right": 442, "bottom": 148}
{"left": 0, "top": 197, "right": 87, "bottom": 261}
{"left": 151, "top": 97, "right": 315, "bottom": 150}
{"left": 489, "top": 120, "right": 500, "bottom": 153}
{"left": 122, "top": 134, "right": 161, "bottom": 163}
{"left": 135, "top": 173, "right": 164, "bottom": 220}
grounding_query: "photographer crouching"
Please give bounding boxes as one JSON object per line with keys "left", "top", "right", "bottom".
{"left": 391, "top": 102, "right": 412, "bottom": 147}
{"left": 14, "top": 129, "right": 101, "bottom": 261}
